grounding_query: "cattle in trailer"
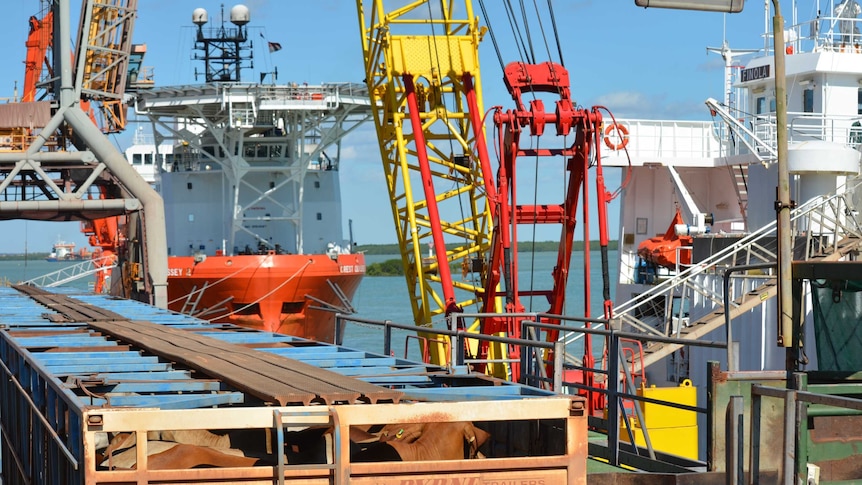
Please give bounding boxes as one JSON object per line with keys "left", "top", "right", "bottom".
{"left": 97, "top": 422, "right": 491, "bottom": 469}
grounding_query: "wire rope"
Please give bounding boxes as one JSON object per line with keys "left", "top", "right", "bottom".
{"left": 206, "top": 258, "right": 314, "bottom": 322}
{"left": 545, "top": 0, "right": 566, "bottom": 67}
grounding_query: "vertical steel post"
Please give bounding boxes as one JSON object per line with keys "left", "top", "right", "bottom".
{"left": 607, "top": 332, "right": 620, "bottom": 466}
{"left": 782, "top": 389, "right": 796, "bottom": 485}
{"left": 553, "top": 340, "right": 563, "bottom": 392}
{"left": 726, "top": 395, "right": 744, "bottom": 485}
{"left": 749, "top": 388, "right": 762, "bottom": 485}
{"left": 383, "top": 320, "right": 392, "bottom": 357}
{"left": 707, "top": 361, "right": 717, "bottom": 470}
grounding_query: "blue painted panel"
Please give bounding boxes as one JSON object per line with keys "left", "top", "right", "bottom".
{"left": 106, "top": 381, "right": 225, "bottom": 393}
{"left": 296, "top": 357, "right": 399, "bottom": 367}
{"left": 89, "top": 371, "right": 194, "bottom": 380}
{"left": 33, "top": 351, "right": 145, "bottom": 364}
{"left": 358, "top": 375, "right": 434, "bottom": 384}
{"left": 16, "top": 337, "right": 114, "bottom": 347}
{"left": 44, "top": 362, "right": 172, "bottom": 373}
{"left": 89, "top": 392, "right": 245, "bottom": 408}
{"left": 401, "top": 386, "right": 546, "bottom": 401}
{"left": 332, "top": 366, "right": 434, "bottom": 376}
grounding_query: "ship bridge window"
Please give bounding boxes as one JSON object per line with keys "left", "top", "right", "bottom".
{"left": 769, "top": 97, "right": 776, "bottom": 113}
{"left": 803, "top": 88, "right": 814, "bottom": 113}
{"left": 132, "top": 153, "right": 142, "bottom": 165}
{"left": 857, "top": 88, "right": 862, "bottom": 115}
{"left": 756, "top": 96, "right": 766, "bottom": 115}
{"left": 243, "top": 143, "right": 282, "bottom": 159}
{"left": 144, "top": 154, "right": 153, "bottom": 165}
{"left": 202, "top": 145, "right": 224, "bottom": 158}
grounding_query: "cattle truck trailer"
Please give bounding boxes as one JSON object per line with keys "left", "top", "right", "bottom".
{"left": 0, "top": 285, "right": 587, "bottom": 484}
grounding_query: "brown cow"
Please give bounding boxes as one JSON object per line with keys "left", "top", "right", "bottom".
{"left": 99, "top": 431, "right": 268, "bottom": 470}
{"left": 351, "top": 422, "right": 490, "bottom": 462}
{"left": 98, "top": 422, "right": 491, "bottom": 468}
{"left": 147, "top": 443, "right": 262, "bottom": 469}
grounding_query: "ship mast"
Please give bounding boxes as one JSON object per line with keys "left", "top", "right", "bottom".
{"left": 705, "top": 41, "right": 758, "bottom": 111}
{"left": 192, "top": 4, "right": 252, "bottom": 82}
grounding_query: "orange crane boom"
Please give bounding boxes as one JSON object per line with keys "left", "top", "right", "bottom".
{"left": 23, "top": 11, "right": 54, "bottom": 103}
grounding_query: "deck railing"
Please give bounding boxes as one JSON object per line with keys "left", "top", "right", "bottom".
{"left": 607, "top": 177, "right": 862, "bottom": 342}
{"left": 23, "top": 256, "right": 116, "bottom": 288}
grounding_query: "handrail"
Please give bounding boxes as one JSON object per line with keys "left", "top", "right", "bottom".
{"left": 610, "top": 177, "right": 862, "bottom": 340}
{"left": 23, "top": 256, "right": 116, "bottom": 288}
{"left": 336, "top": 311, "right": 714, "bottom": 471}
{"left": 0, "top": 344, "right": 78, "bottom": 469}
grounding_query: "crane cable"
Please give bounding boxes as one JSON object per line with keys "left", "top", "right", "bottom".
{"left": 479, "top": 0, "right": 572, "bottom": 312}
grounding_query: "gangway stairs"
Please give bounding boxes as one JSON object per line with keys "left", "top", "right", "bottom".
{"left": 728, "top": 163, "right": 749, "bottom": 227}
{"left": 23, "top": 256, "right": 116, "bottom": 288}
{"left": 609, "top": 180, "right": 862, "bottom": 374}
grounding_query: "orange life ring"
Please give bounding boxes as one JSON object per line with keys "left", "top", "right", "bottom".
{"left": 603, "top": 123, "right": 629, "bottom": 151}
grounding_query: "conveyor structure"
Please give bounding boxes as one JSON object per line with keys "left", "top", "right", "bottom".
{"left": 0, "top": 285, "right": 587, "bottom": 484}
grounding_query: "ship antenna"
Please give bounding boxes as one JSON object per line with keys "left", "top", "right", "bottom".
{"left": 191, "top": 4, "right": 252, "bottom": 83}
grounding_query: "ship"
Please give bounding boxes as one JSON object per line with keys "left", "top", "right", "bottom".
{"left": 125, "top": 5, "right": 370, "bottom": 342}
{"left": 602, "top": 1, "right": 862, "bottom": 388}
{"left": 45, "top": 240, "right": 90, "bottom": 262}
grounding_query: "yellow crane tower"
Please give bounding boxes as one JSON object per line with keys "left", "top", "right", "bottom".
{"left": 356, "top": 1, "right": 506, "bottom": 372}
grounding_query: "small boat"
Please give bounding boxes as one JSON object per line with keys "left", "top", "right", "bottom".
{"left": 635, "top": 208, "right": 693, "bottom": 279}
{"left": 45, "top": 240, "right": 90, "bottom": 262}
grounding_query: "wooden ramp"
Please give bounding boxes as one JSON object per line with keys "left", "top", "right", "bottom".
{"left": 633, "top": 236, "right": 860, "bottom": 373}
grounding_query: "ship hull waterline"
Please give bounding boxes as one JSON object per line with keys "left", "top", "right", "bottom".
{"left": 165, "top": 252, "right": 366, "bottom": 343}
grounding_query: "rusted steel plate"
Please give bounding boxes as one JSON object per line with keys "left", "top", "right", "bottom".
{"left": 14, "top": 284, "right": 128, "bottom": 322}
{"left": 86, "top": 319, "right": 402, "bottom": 406}
{"left": 14, "top": 285, "right": 403, "bottom": 406}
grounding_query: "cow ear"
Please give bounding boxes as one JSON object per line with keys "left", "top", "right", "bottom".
{"left": 464, "top": 424, "right": 491, "bottom": 450}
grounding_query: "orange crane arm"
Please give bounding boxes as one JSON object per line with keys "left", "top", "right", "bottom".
{"left": 23, "top": 11, "right": 54, "bottom": 102}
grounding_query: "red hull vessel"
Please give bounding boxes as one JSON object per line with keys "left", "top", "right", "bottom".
{"left": 166, "top": 253, "right": 366, "bottom": 342}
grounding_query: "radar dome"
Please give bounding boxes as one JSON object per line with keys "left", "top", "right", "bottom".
{"left": 192, "top": 8, "right": 208, "bottom": 25}
{"left": 230, "top": 4, "right": 250, "bottom": 26}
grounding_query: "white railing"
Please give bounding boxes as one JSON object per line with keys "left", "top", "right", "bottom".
{"left": 610, "top": 178, "right": 862, "bottom": 339}
{"left": 707, "top": 99, "right": 862, "bottom": 165}
{"left": 24, "top": 257, "right": 116, "bottom": 288}
{"left": 782, "top": 12, "right": 862, "bottom": 55}
{"left": 602, "top": 119, "right": 724, "bottom": 161}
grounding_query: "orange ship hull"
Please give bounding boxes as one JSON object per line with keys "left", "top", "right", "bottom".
{"left": 165, "top": 252, "right": 366, "bottom": 342}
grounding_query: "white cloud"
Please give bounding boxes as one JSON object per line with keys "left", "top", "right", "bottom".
{"left": 594, "top": 91, "right": 709, "bottom": 120}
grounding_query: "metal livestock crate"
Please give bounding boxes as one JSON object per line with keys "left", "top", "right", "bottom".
{"left": 0, "top": 286, "right": 587, "bottom": 484}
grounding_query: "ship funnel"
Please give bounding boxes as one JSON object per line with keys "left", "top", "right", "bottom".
{"left": 230, "top": 5, "right": 250, "bottom": 26}
{"left": 192, "top": 8, "right": 208, "bottom": 25}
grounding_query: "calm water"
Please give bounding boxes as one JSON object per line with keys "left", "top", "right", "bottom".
{"left": 348, "top": 250, "right": 617, "bottom": 359}
{"left": 0, "top": 250, "right": 618, "bottom": 359}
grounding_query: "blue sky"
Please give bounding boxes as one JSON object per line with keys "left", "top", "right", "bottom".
{"left": 0, "top": 0, "right": 776, "bottom": 253}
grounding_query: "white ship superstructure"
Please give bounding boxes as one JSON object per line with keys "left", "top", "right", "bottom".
{"left": 124, "top": 6, "right": 372, "bottom": 341}
{"left": 601, "top": 1, "right": 862, "bottom": 386}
